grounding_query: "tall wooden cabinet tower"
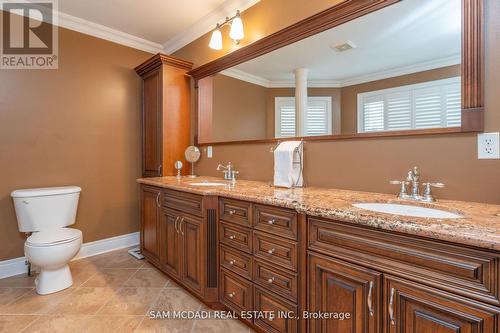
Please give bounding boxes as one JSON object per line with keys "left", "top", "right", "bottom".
{"left": 135, "top": 54, "right": 193, "bottom": 177}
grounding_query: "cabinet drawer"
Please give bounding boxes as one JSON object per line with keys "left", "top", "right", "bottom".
{"left": 309, "top": 217, "right": 500, "bottom": 306}
{"left": 220, "top": 244, "right": 252, "bottom": 280}
{"left": 220, "top": 222, "right": 252, "bottom": 254}
{"left": 254, "top": 231, "right": 298, "bottom": 271}
{"left": 220, "top": 268, "right": 253, "bottom": 313}
{"left": 253, "top": 259, "right": 298, "bottom": 302}
{"left": 220, "top": 198, "right": 252, "bottom": 227}
{"left": 163, "top": 189, "right": 203, "bottom": 217}
{"left": 254, "top": 286, "right": 298, "bottom": 333}
{"left": 254, "top": 204, "right": 297, "bottom": 240}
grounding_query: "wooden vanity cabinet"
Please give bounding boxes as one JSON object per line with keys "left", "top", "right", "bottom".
{"left": 135, "top": 54, "right": 193, "bottom": 177}
{"left": 140, "top": 186, "right": 161, "bottom": 264}
{"left": 140, "top": 186, "right": 218, "bottom": 303}
{"left": 307, "top": 216, "right": 500, "bottom": 333}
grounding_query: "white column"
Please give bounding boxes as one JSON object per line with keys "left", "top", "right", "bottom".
{"left": 294, "top": 68, "right": 308, "bottom": 136}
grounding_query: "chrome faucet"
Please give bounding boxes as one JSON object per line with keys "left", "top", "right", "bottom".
{"left": 390, "top": 167, "right": 444, "bottom": 202}
{"left": 217, "top": 162, "right": 239, "bottom": 183}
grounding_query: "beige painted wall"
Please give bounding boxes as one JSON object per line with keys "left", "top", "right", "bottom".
{"left": 212, "top": 74, "right": 267, "bottom": 141}
{"left": 0, "top": 28, "right": 151, "bottom": 260}
{"left": 174, "top": 0, "right": 500, "bottom": 205}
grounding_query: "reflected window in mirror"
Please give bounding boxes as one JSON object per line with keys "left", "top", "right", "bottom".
{"left": 275, "top": 96, "right": 332, "bottom": 138}
{"left": 358, "top": 77, "right": 461, "bottom": 133}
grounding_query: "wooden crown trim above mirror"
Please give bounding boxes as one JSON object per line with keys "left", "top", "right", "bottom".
{"left": 188, "top": 0, "right": 484, "bottom": 145}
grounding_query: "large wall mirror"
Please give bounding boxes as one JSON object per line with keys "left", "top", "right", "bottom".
{"left": 190, "top": 0, "right": 484, "bottom": 145}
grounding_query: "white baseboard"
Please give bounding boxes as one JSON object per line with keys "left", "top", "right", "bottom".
{"left": 0, "top": 232, "right": 140, "bottom": 279}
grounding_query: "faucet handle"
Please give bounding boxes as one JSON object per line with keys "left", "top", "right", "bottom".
{"left": 390, "top": 180, "right": 409, "bottom": 199}
{"left": 390, "top": 180, "right": 408, "bottom": 185}
{"left": 422, "top": 182, "right": 444, "bottom": 202}
{"left": 422, "top": 182, "right": 445, "bottom": 191}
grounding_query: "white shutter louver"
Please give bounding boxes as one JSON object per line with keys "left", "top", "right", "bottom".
{"left": 304, "top": 97, "right": 332, "bottom": 136}
{"left": 275, "top": 97, "right": 296, "bottom": 138}
{"left": 362, "top": 96, "right": 384, "bottom": 132}
{"left": 275, "top": 96, "right": 333, "bottom": 138}
{"left": 386, "top": 91, "right": 412, "bottom": 131}
{"left": 414, "top": 86, "right": 443, "bottom": 129}
{"left": 358, "top": 77, "right": 461, "bottom": 133}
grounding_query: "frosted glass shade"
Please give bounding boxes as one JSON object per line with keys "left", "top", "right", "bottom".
{"left": 209, "top": 29, "right": 222, "bottom": 50}
{"left": 229, "top": 16, "right": 244, "bottom": 42}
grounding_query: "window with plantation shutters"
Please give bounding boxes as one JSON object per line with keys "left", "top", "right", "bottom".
{"left": 357, "top": 77, "right": 461, "bottom": 133}
{"left": 275, "top": 96, "right": 332, "bottom": 138}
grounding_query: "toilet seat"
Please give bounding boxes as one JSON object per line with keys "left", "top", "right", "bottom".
{"left": 26, "top": 228, "right": 82, "bottom": 247}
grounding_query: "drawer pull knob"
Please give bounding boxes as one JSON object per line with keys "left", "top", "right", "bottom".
{"left": 228, "top": 292, "right": 236, "bottom": 298}
{"left": 229, "top": 235, "right": 236, "bottom": 240}
{"left": 267, "top": 219, "right": 275, "bottom": 225}
{"left": 229, "top": 260, "right": 236, "bottom": 265}
{"left": 229, "top": 210, "right": 236, "bottom": 215}
{"left": 267, "top": 277, "right": 275, "bottom": 284}
{"left": 267, "top": 248, "right": 275, "bottom": 254}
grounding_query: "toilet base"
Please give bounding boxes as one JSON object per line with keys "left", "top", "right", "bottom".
{"left": 35, "top": 264, "right": 73, "bottom": 295}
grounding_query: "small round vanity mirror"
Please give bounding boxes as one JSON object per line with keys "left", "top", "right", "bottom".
{"left": 174, "top": 160, "right": 183, "bottom": 179}
{"left": 184, "top": 146, "right": 201, "bottom": 178}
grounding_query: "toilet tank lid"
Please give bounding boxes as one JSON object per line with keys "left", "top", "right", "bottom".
{"left": 11, "top": 186, "right": 81, "bottom": 198}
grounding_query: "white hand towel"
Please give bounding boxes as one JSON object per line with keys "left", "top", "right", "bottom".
{"left": 273, "top": 141, "right": 303, "bottom": 188}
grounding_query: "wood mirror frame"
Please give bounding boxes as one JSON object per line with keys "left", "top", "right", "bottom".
{"left": 188, "top": 0, "right": 484, "bottom": 146}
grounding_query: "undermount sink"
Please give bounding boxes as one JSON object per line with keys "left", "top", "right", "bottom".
{"left": 188, "top": 182, "right": 227, "bottom": 186}
{"left": 353, "top": 203, "right": 463, "bottom": 219}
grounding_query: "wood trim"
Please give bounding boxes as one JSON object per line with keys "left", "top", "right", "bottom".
{"left": 135, "top": 53, "right": 193, "bottom": 76}
{"left": 461, "top": 0, "right": 484, "bottom": 131}
{"left": 187, "top": 0, "right": 401, "bottom": 79}
{"left": 190, "top": 0, "right": 485, "bottom": 145}
{"left": 197, "top": 127, "right": 465, "bottom": 146}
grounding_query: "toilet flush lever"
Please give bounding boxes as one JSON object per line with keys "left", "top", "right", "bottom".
{"left": 23, "top": 200, "right": 30, "bottom": 205}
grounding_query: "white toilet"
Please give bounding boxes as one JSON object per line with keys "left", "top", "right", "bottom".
{"left": 11, "top": 186, "right": 83, "bottom": 295}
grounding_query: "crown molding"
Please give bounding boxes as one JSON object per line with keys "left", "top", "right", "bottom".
{"left": 163, "top": 0, "right": 261, "bottom": 54}
{"left": 19, "top": 0, "right": 163, "bottom": 54}
{"left": 57, "top": 11, "right": 164, "bottom": 54}
{"left": 220, "top": 55, "right": 461, "bottom": 88}
{"left": 221, "top": 68, "right": 270, "bottom": 87}
{"left": 340, "top": 54, "right": 461, "bottom": 87}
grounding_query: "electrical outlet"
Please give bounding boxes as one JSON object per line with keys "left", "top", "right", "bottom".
{"left": 207, "top": 146, "right": 213, "bottom": 158}
{"left": 477, "top": 133, "right": 500, "bottom": 159}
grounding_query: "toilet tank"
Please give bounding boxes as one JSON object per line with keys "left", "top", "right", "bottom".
{"left": 11, "top": 186, "right": 81, "bottom": 232}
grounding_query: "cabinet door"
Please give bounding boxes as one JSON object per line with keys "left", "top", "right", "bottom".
{"left": 142, "top": 70, "right": 162, "bottom": 177}
{"left": 160, "top": 208, "right": 181, "bottom": 280}
{"left": 140, "top": 186, "right": 161, "bottom": 262}
{"left": 308, "top": 252, "right": 382, "bottom": 333}
{"left": 385, "top": 276, "right": 499, "bottom": 333}
{"left": 180, "top": 213, "right": 205, "bottom": 296}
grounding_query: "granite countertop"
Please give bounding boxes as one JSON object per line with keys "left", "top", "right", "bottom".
{"left": 138, "top": 176, "right": 500, "bottom": 251}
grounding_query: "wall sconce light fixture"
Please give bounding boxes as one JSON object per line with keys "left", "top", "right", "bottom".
{"left": 209, "top": 10, "right": 244, "bottom": 50}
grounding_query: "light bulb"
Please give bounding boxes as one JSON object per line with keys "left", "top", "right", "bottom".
{"left": 229, "top": 13, "right": 244, "bottom": 43}
{"left": 209, "top": 27, "right": 222, "bottom": 50}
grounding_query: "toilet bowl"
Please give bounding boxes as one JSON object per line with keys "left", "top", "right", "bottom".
{"left": 25, "top": 228, "right": 82, "bottom": 294}
{"left": 11, "top": 186, "right": 82, "bottom": 295}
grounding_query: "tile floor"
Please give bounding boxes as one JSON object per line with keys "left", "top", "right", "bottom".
{"left": 0, "top": 248, "right": 253, "bottom": 333}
